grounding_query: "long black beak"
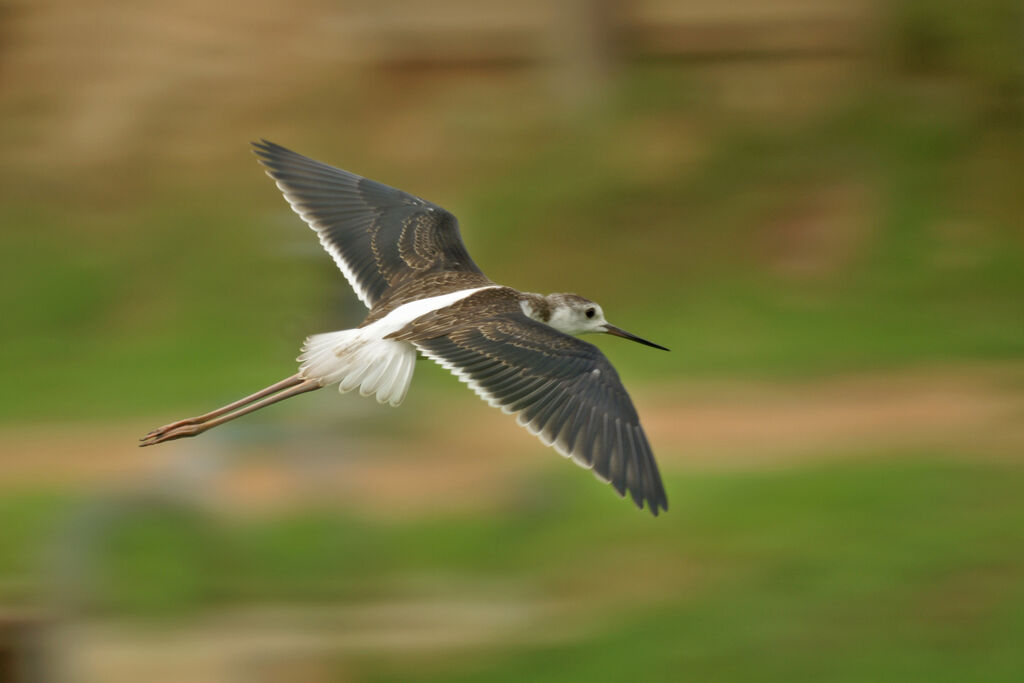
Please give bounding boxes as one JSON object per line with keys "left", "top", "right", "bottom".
{"left": 603, "top": 324, "right": 669, "bottom": 351}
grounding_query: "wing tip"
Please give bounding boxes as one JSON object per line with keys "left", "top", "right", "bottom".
{"left": 604, "top": 471, "right": 668, "bottom": 517}
{"left": 642, "top": 490, "right": 669, "bottom": 517}
{"left": 571, "top": 432, "right": 666, "bottom": 517}
{"left": 251, "top": 138, "right": 285, "bottom": 164}
{"left": 629, "top": 480, "right": 669, "bottom": 517}
{"left": 251, "top": 139, "right": 308, "bottom": 169}
{"left": 250, "top": 137, "right": 272, "bottom": 153}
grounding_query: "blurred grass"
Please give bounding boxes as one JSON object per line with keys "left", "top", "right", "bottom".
{"left": 1, "top": 65, "right": 1021, "bottom": 422}
{"left": 0, "top": 2, "right": 1022, "bottom": 680}
{"left": 1, "top": 455, "right": 1022, "bottom": 679}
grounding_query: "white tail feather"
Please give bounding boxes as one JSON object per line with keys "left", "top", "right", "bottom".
{"left": 298, "top": 329, "right": 415, "bottom": 407}
{"left": 294, "top": 287, "right": 497, "bottom": 409}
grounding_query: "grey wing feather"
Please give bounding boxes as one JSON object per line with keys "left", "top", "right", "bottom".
{"left": 252, "top": 140, "right": 486, "bottom": 308}
{"left": 404, "top": 312, "right": 668, "bottom": 516}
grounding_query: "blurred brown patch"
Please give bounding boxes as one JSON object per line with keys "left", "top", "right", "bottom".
{"left": 756, "top": 180, "right": 874, "bottom": 279}
{"left": 1, "top": 365, "right": 1022, "bottom": 517}
{"left": 642, "top": 364, "right": 1024, "bottom": 468}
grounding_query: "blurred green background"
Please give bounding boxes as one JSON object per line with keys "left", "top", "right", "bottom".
{"left": 0, "top": 0, "right": 1022, "bottom": 681}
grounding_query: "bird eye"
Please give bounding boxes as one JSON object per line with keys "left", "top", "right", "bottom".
{"left": 585, "top": 308, "right": 596, "bottom": 319}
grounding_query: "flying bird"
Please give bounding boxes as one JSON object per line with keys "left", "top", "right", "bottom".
{"left": 140, "top": 141, "right": 669, "bottom": 515}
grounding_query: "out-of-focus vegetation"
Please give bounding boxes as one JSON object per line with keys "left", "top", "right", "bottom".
{"left": 1, "top": 5, "right": 1021, "bottom": 421}
{"left": 3, "top": 79, "right": 1022, "bottom": 421}
{"left": 3, "top": 457, "right": 1024, "bottom": 681}
{"left": 0, "top": 0, "right": 1022, "bottom": 680}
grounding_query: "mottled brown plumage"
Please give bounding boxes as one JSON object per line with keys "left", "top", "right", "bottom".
{"left": 362, "top": 271, "right": 495, "bottom": 325}
{"left": 386, "top": 287, "right": 522, "bottom": 340}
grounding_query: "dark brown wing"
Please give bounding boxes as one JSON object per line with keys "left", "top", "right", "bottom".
{"left": 393, "top": 304, "right": 668, "bottom": 516}
{"left": 252, "top": 140, "right": 487, "bottom": 308}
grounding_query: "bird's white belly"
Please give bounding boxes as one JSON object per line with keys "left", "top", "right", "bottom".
{"left": 297, "top": 286, "right": 498, "bottom": 406}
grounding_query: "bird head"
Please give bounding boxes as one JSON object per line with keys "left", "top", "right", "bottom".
{"left": 543, "top": 293, "right": 669, "bottom": 350}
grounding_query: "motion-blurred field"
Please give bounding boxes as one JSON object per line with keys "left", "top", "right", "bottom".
{"left": 3, "top": 455, "right": 1024, "bottom": 681}
{"left": 1, "top": 1, "right": 1022, "bottom": 680}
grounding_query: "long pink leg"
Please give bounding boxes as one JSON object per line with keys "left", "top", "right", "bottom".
{"left": 141, "top": 374, "right": 305, "bottom": 441}
{"left": 140, "top": 375, "right": 320, "bottom": 446}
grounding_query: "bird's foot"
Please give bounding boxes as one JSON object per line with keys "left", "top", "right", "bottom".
{"left": 139, "top": 420, "right": 201, "bottom": 447}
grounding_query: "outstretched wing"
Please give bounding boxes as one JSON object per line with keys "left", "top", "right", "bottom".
{"left": 397, "top": 310, "right": 668, "bottom": 516}
{"left": 252, "top": 140, "right": 486, "bottom": 308}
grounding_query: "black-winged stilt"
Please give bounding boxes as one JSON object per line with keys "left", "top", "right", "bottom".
{"left": 141, "top": 141, "right": 669, "bottom": 515}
